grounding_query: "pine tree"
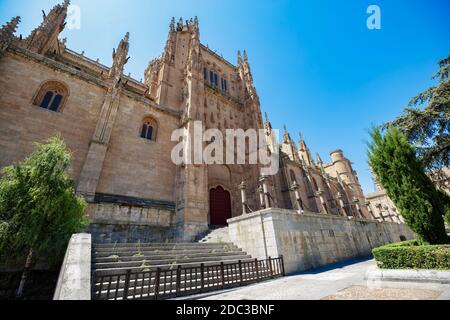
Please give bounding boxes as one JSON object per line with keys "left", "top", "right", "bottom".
{"left": 386, "top": 54, "right": 450, "bottom": 190}
{"left": 0, "top": 135, "right": 88, "bottom": 297}
{"left": 368, "top": 127, "right": 449, "bottom": 245}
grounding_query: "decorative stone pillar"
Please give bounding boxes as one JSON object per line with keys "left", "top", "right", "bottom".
{"left": 352, "top": 197, "right": 362, "bottom": 219}
{"left": 259, "top": 175, "right": 271, "bottom": 209}
{"left": 290, "top": 181, "right": 304, "bottom": 214}
{"left": 315, "top": 188, "right": 327, "bottom": 214}
{"left": 256, "top": 185, "right": 265, "bottom": 209}
{"left": 238, "top": 181, "right": 247, "bottom": 215}
{"left": 336, "top": 192, "right": 346, "bottom": 216}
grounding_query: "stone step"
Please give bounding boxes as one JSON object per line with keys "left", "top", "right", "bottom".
{"left": 94, "top": 244, "right": 238, "bottom": 253}
{"left": 94, "top": 251, "right": 247, "bottom": 263}
{"left": 94, "top": 257, "right": 258, "bottom": 277}
{"left": 94, "top": 242, "right": 234, "bottom": 249}
{"left": 198, "top": 227, "right": 230, "bottom": 243}
{"left": 93, "top": 248, "right": 242, "bottom": 259}
{"left": 93, "top": 246, "right": 242, "bottom": 257}
{"left": 94, "top": 254, "right": 252, "bottom": 270}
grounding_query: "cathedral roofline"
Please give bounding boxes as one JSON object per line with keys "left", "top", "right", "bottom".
{"left": 200, "top": 43, "right": 237, "bottom": 69}
{"left": 5, "top": 43, "right": 181, "bottom": 119}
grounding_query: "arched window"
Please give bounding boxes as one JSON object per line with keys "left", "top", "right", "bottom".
{"left": 140, "top": 117, "right": 158, "bottom": 141}
{"left": 33, "top": 81, "right": 69, "bottom": 112}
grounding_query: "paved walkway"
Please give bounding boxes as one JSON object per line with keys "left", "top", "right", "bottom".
{"left": 200, "top": 258, "right": 450, "bottom": 300}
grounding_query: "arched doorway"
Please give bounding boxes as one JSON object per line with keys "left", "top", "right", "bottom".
{"left": 209, "top": 186, "right": 232, "bottom": 226}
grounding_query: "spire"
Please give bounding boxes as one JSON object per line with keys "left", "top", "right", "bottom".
{"left": 299, "top": 131, "right": 308, "bottom": 151}
{"left": 186, "top": 17, "right": 201, "bottom": 73}
{"left": 298, "top": 131, "right": 314, "bottom": 167}
{"left": 177, "top": 17, "right": 184, "bottom": 31}
{"left": 163, "top": 17, "right": 176, "bottom": 63}
{"left": 26, "top": 0, "right": 70, "bottom": 54}
{"left": 237, "top": 50, "right": 243, "bottom": 66}
{"left": 283, "top": 125, "right": 291, "bottom": 144}
{"left": 317, "top": 153, "right": 328, "bottom": 178}
{"left": 264, "top": 112, "right": 272, "bottom": 132}
{"left": 193, "top": 16, "right": 199, "bottom": 29}
{"left": 316, "top": 153, "right": 323, "bottom": 165}
{"left": 169, "top": 17, "right": 175, "bottom": 32}
{"left": 0, "top": 16, "right": 20, "bottom": 39}
{"left": 109, "top": 32, "right": 130, "bottom": 81}
{"left": 0, "top": 16, "right": 20, "bottom": 58}
{"left": 238, "top": 49, "right": 259, "bottom": 104}
{"left": 243, "top": 50, "right": 248, "bottom": 63}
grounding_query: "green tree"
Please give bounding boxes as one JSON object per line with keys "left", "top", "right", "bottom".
{"left": 0, "top": 136, "right": 88, "bottom": 297}
{"left": 368, "top": 127, "right": 449, "bottom": 245}
{"left": 386, "top": 54, "right": 449, "bottom": 188}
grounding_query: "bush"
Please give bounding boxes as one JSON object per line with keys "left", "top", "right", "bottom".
{"left": 373, "top": 241, "right": 450, "bottom": 270}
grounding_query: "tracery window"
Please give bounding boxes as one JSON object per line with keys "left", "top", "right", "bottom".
{"left": 140, "top": 117, "right": 158, "bottom": 142}
{"left": 33, "top": 81, "right": 69, "bottom": 112}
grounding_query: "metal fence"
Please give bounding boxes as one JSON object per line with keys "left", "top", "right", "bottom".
{"left": 94, "top": 256, "right": 285, "bottom": 300}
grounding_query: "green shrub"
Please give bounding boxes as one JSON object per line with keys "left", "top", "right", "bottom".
{"left": 373, "top": 241, "right": 450, "bottom": 270}
{"left": 381, "top": 240, "right": 419, "bottom": 248}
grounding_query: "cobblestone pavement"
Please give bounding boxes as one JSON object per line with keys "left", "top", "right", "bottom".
{"left": 200, "top": 258, "right": 450, "bottom": 300}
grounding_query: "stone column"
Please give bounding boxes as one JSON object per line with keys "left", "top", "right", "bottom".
{"left": 290, "top": 181, "right": 304, "bottom": 214}
{"left": 316, "top": 188, "right": 327, "bottom": 214}
{"left": 365, "top": 201, "right": 377, "bottom": 220}
{"left": 239, "top": 181, "right": 247, "bottom": 215}
{"left": 257, "top": 185, "right": 265, "bottom": 209}
{"left": 259, "top": 175, "right": 271, "bottom": 209}
{"left": 352, "top": 197, "right": 362, "bottom": 219}
{"left": 336, "top": 192, "right": 346, "bottom": 216}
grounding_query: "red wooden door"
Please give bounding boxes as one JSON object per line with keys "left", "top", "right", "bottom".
{"left": 209, "top": 186, "right": 232, "bottom": 226}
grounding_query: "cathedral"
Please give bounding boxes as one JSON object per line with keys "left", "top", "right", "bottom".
{"left": 0, "top": 1, "right": 377, "bottom": 243}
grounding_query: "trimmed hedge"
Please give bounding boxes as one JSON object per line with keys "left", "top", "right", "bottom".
{"left": 372, "top": 240, "right": 450, "bottom": 270}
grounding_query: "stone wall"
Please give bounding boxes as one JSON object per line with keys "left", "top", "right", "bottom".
{"left": 86, "top": 195, "right": 176, "bottom": 243}
{"left": 227, "top": 208, "right": 414, "bottom": 274}
{"left": 0, "top": 53, "right": 105, "bottom": 185}
{"left": 53, "top": 233, "right": 91, "bottom": 300}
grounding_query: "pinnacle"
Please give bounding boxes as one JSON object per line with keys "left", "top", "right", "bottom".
{"left": 1, "top": 16, "right": 21, "bottom": 37}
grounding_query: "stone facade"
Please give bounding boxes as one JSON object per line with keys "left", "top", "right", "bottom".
{"left": 228, "top": 208, "right": 414, "bottom": 274}
{"left": 366, "top": 167, "right": 450, "bottom": 223}
{"left": 1, "top": 2, "right": 381, "bottom": 243}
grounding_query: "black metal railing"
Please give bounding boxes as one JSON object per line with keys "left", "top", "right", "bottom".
{"left": 93, "top": 256, "right": 285, "bottom": 300}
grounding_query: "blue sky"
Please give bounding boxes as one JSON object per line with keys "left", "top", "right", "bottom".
{"left": 1, "top": 0, "right": 449, "bottom": 193}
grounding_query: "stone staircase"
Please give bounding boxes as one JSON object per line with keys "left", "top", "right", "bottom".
{"left": 92, "top": 241, "right": 251, "bottom": 276}
{"left": 198, "top": 226, "right": 230, "bottom": 243}
{"left": 91, "top": 240, "right": 284, "bottom": 300}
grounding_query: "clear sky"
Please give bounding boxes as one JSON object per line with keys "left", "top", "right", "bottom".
{"left": 1, "top": 0, "right": 449, "bottom": 193}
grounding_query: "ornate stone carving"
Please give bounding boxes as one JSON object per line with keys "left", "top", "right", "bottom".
{"left": 25, "top": 0, "right": 70, "bottom": 55}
